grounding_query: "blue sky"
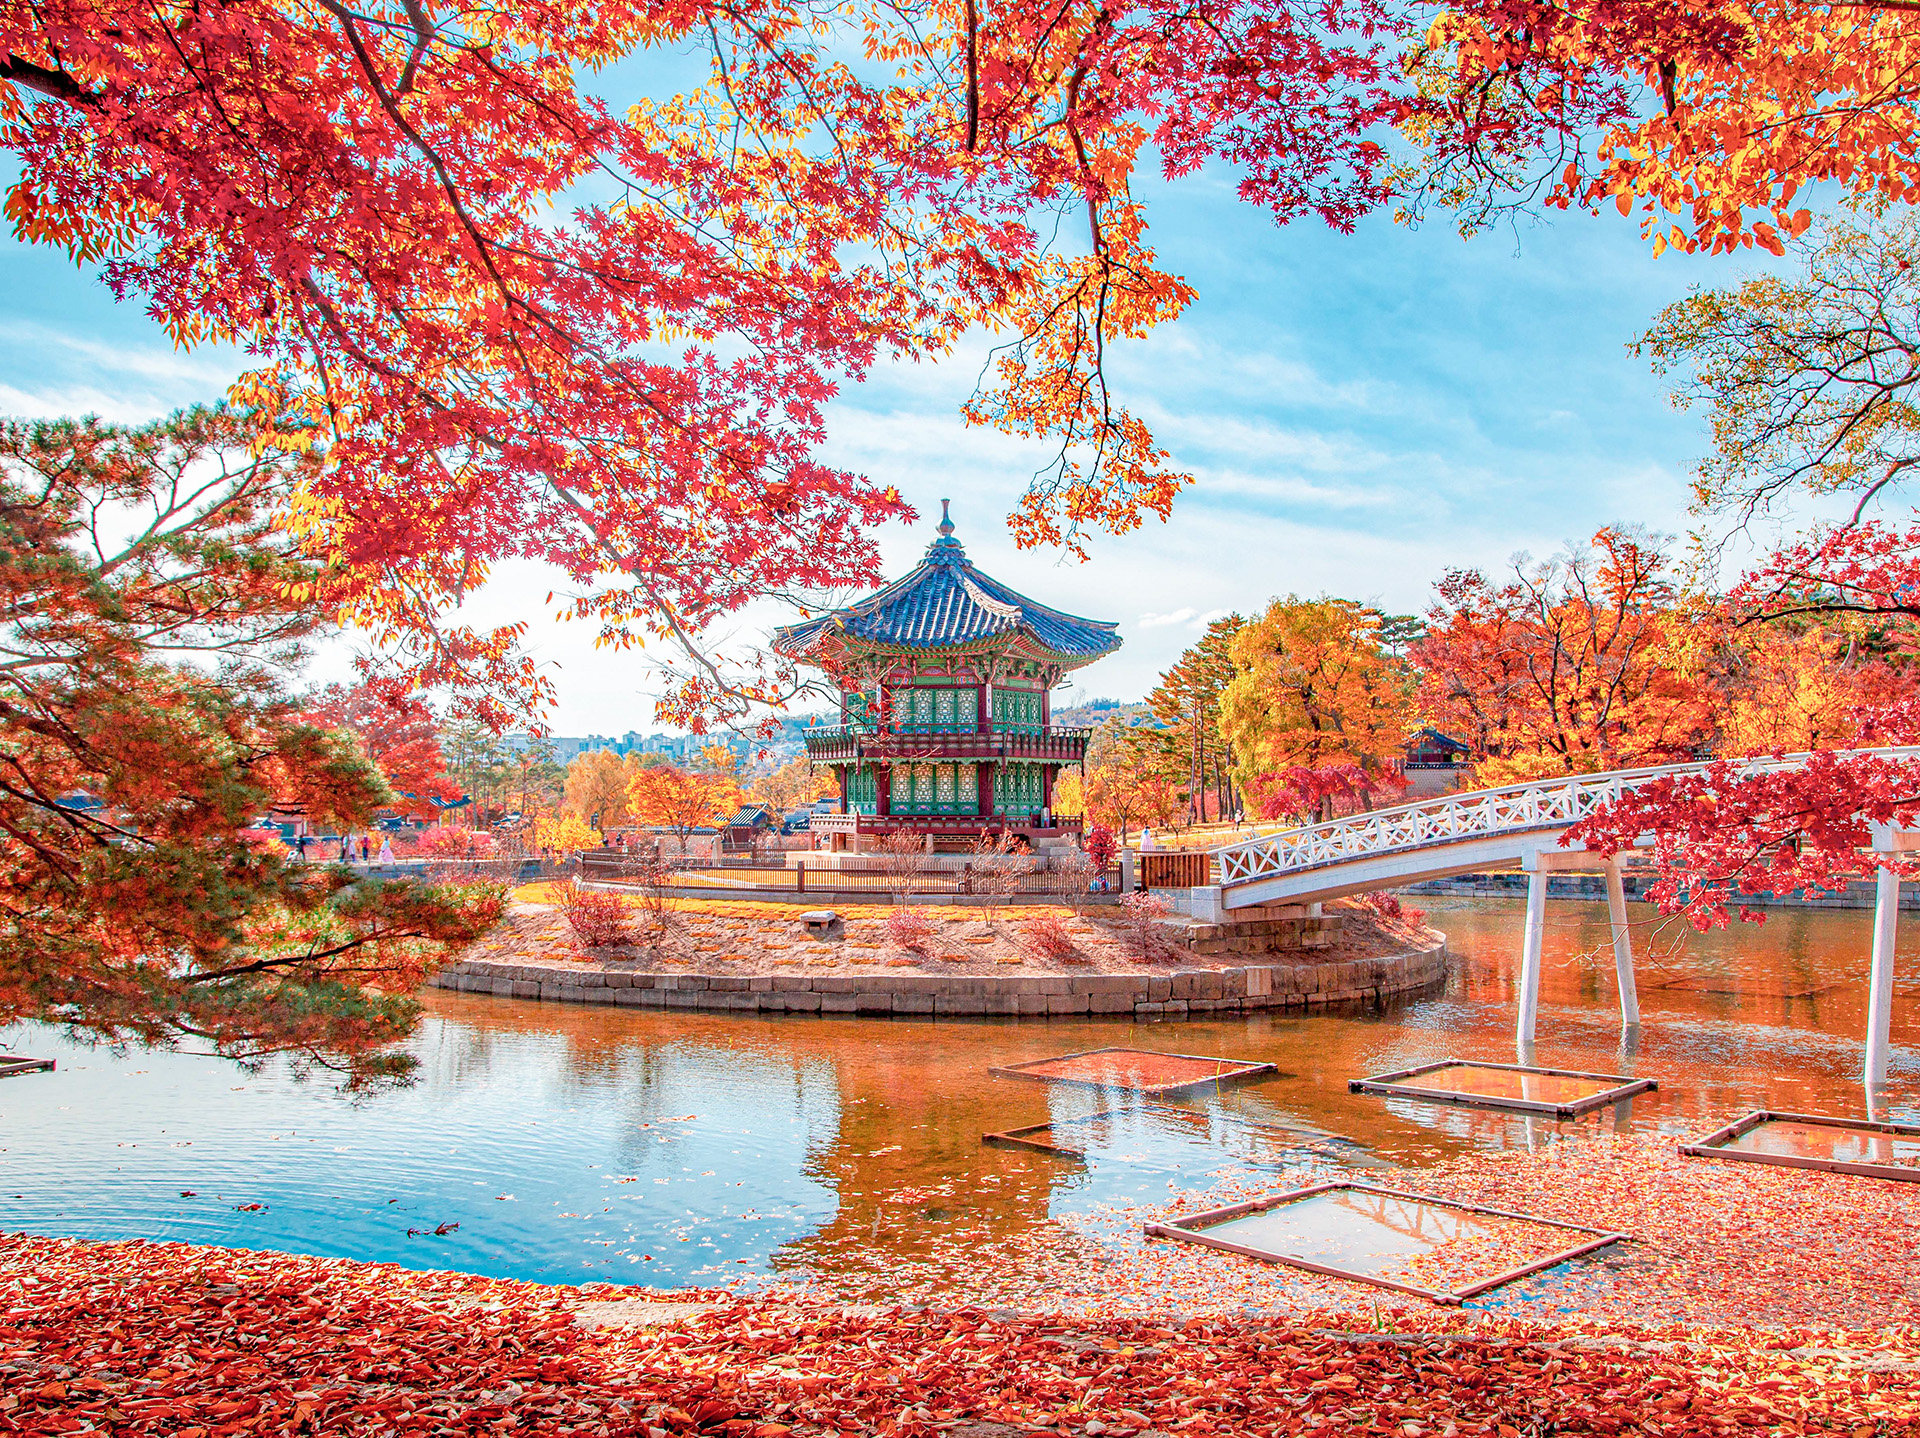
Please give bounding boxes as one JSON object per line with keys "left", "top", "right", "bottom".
{"left": 0, "top": 156, "right": 1772, "bottom": 732}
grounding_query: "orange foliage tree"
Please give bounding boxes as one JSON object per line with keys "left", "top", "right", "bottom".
{"left": 628, "top": 764, "right": 743, "bottom": 850}
{"left": 1406, "top": 2, "right": 1920, "bottom": 258}
{"left": 305, "top": 681, "right": 461, "bottom": 820}
{"left": 1415, "top": 529, "right": 1711, "bottom": 785}
{"left": 1084, "top": 718, "right": 1182, "bottom": 840}
{"left": 0, "top": 409, "right": 499, "bottom": 1082}
{"left": 1219, "top": 597, "right": 1412, "bottom": 819}
{"left": 0, "top": 0, "right": 1417, "bottom": 729}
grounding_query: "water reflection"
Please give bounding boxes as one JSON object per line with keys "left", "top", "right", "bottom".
{"left": 1, "top": 896, "right": 1915, "bottom": 1288}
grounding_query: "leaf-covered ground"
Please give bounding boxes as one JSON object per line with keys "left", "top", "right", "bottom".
{"left": 767, "top": 1135, "right": 1920, "bottom": 1331}
{"left": 466, "top": 891, "right": 1426, "bottom": 977}
{"left": 5, "top": 1135, "right": 1920, "bottom": 1435}
{"left": 2, "top": 1226, "right": 1916, "bottom": 1437}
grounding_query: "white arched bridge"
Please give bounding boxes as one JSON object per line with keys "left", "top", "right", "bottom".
{"left": 1155, "top": 747, "right": 1920, "bottom": 1083}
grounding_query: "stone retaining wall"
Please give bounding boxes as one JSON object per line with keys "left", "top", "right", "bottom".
{"left": 426, "top": 935, "right": 1447, "bottom": 1020}
{"left": 1178, "top": 915, "right": 1339, "bottom": 957}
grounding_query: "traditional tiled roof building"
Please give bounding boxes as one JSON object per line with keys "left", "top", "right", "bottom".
{"left": 772, "top": 502, "right": 1120, "bottom": 849}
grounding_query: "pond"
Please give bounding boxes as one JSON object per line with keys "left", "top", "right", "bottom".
{"left": 4, "top": 896, "right": 1917, "bottom": 1294}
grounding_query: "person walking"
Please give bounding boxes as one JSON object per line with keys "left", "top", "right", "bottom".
{"left": 295, "top": 833, "right": 309, "bottom": 863}
{"left": 360, "top": 835, "right": 370, "bottom": 862}
{"left": 377, "top": 835, "right": 394, "bottom": 864}
{"left": 339, "top": 834, "right": 351, "bottom": 863}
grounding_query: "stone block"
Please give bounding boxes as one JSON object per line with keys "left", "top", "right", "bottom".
{"left": 614, "top": 989, "right": 650, "bottom": 1006}
{"left": 708, "top": 975, "right": 751, "bottom": 992}
{"left": 1134, "top": 1001, "right": 1165, "bottom": 1018}
{"left": 1069, "top": 974, "right": 1137, "bottom": 995}
{"left": 1161, "top": 999, "right": 1188, "bottom": 1018}
{"left": 1047, "top": 993, "right": 1090, "bottom": 1015}
{"left": 1089, "top": 992, "right": 1134, "bottom": 1015}
{"left": 983, "top": 993, "right": 1017, "bottom": 1016}
{"left": 780, "top": 991, "right": 822, "bottom": 1012}
{"left": 661, "top": 974, "right": 710, "bottom": 991}
{"left": 893, "top": 993, "right": 935, "bottom": 1014}
{"left": 1146, "top": 976, "right": 1172, "bottom": 1002}
{"left": 819, "top": 992, "right": 858, "bottom": 1013}
{"left": 511, "top": 980, "right": 540, "bottom": 998}
{"left": 664, "top": 990, "right": 706, "bottom": 1008}
{"left": 1013, "top": 993, "right": 1050, "bottom": 1015}
{"left": 749, "top": 976, "right": 775, "bottom": 992}
{"left": 605, "top": 972, "right": 632, "bottom": 989}
{"left": 812, "top": 976, "right": 858, "bottom": 993}
{"left": 936, "top": 994, "right": 987, "bottom": 1016}
{"left": 854, "top": 994, "right": 894, "bottom": 1015}
{"left": 1245, "top": 966, "right": 1272, "bottom": 999}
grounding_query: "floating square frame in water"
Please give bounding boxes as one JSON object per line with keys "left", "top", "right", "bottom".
{"left": 1349, "top": 1059, "right": 1656, "bottom": 1119}
{"left": 1680, "top": 1110, "right": 1920, "bottom": 1184}
{"left": 988, "top": 1047, "right": 1278, "bottom": 1098}
{"left": 0, "top": 1054, "right": 53, "bottom": 1079}
{"left": 1145, "top": 1180, "right": 1631, "bottom": 1306}
{"left": 981, "top": 1104, "right": 1345, "bottom": 1163}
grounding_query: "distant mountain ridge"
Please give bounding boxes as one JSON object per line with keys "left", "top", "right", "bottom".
{"left": 1054, "top": 698, "right": 1150, "bottom": 729}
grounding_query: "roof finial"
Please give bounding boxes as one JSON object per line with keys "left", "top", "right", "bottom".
{"left": 926, "top": 497, "right": 965, "bottom": 560}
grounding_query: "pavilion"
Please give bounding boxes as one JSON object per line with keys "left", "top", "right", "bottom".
{"left": 771, "top": 502, "right": 1120, "bottom": 851}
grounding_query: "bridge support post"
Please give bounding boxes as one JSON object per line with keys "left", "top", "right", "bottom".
{"left": 1518, "top": 863, "right": 1548, "bottom": 1049}
{"left": 1867, "top": 865, "right": 1899, "bottom": 1086}
{"left": 1605, "top": 856, "right": 1640, "bottom": 1028}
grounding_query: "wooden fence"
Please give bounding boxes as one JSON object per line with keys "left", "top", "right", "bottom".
{"left": 1138, "top": 851, "right": 1213, "bottom": 889}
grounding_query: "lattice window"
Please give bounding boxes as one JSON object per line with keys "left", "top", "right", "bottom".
{"left": 914, "top": 763, "right": 934, "bottom": 809}
{"left": 890, "top": 764, "right": 909, "bottom": 808}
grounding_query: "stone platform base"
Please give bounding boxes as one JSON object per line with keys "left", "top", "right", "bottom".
{"left": 427, "top": 935, "right": 1447, "bottom": 1019}
{"left": 1178, "top": 914, "right": 1339, "bottom": 958}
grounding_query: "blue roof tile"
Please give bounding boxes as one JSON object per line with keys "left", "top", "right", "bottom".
{"left": 772, "top": 504, "right": 1120, "bottom": 665}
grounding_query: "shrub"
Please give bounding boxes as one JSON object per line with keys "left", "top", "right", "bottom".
{"left": 556, "top": 878, "right": 630, "bottom": 948}
{"left": 1118, "top": 888, "right": 1174, "bottom": 962}
{"left": 1019, "top": 910, "right": 1078, "bottom": 963}
{"left": 874, "top": 830, "right": 929, "bottom": 902}
{"left": 884, "top": 906, "right": 936, "bottom": 953}
{"left": 407, "top": 825, "right": 493, "bottom": 859}
{"left": 1046, "top": 848, "right": 1094, "bottom": 908}
{"left": 1342, "top": 890, "right": 1428, "bottom": 939}
{"left": 1085, "top": 822, "right": 1117, "bottom": 872}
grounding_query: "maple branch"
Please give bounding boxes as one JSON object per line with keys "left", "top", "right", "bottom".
{"left": 1846, "top": 457, "right": 1920, "bottom": 525}
{"left": 0, "top": 55, "right": 96, "bottom": 106}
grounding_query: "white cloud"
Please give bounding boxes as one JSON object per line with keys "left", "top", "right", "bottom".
{"left": 1138, "top": 607, "right": 1199, "bottom": 628}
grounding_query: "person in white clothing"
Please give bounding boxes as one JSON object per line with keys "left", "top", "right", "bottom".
{"left": 1139, "top": 827, "right": 1156, "bottom": 852}
{"left": 377, "top": 835, "right": 394, "bottom": 864}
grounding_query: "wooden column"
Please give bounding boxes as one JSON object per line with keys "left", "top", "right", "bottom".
{"left": 1605, "top": 855, "right": 1640, "bottom": 1028}
{"left": 1868, "top": 865, "right": 1899, "bottom": 1085}
{"left": 1517, "top": 863, "right": 1548, "bottom": 1051}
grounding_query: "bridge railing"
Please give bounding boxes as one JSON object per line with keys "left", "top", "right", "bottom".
{"left": 1212, "top": 746, "right": 1920, "bottom": 888}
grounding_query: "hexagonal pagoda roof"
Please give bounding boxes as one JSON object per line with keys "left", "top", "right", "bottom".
{"left": 771, "top": 502, "right": 1121, "bottom": 671}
